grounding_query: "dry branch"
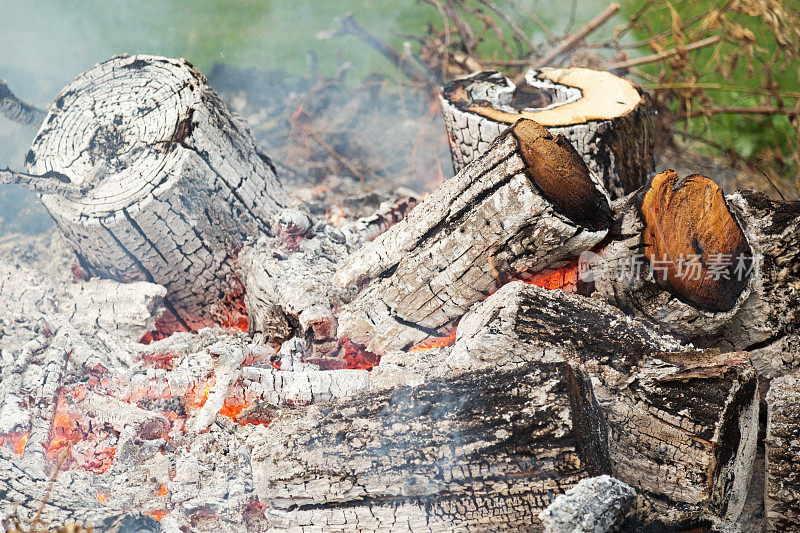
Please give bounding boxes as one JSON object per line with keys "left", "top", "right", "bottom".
{"left": 0, "top": 79, "right": 46, "bottom": 126}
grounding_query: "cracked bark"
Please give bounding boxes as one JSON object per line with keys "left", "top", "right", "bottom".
{"left": 448, "top": 281, "right": 759, "bottom": 528}
{"left": 24, "top": 54, "right": 286, "bottom": 331}
{"left": 250, "top": 360, "right": 609, "bottom": 532}
{"left": 335, "top": 119, "right": 611, "bottom": 354}
{"left": 765, "top": 371, "right": 800, "bottom": 531}
{"left": 440, "top": 69, "right": 653, "bottom": 199}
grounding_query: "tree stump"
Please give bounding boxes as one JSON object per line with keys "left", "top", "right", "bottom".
{"left": 440, "top": 68, "right": 653, "bottom": 198}
{"left": 25, "top": 55, "right": 286, "bottom": 331}
{"left": 335, "top": 119, "right": 611, "bottom": 353}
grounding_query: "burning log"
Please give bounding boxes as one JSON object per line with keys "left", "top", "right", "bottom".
{"left": 250, "top": 360, "right": 611, "bottom": 531}
{"left": 765, "top": 371, "right": 800, "bottom": 531}
{"left": 591, "top": 170, "right": 800, "bottom": 373}
{"left": 335, "top": 119, "right": 611, "bottom": 353}
{"left": 448, "top": 281, "right": 759, "bottom": 527}
{"left": 23, "top": 54, "right": 286, "bottom": 331}
{"left": 440, "top": 68, "right": 653, "bottom": 198}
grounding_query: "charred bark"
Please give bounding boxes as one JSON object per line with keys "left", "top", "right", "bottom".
{"left": 335, "top": 119, "right": 611, "bottom": 354}
{"left": 440, "top": 68, "right": 653, "bottom": 198}
{"left": 250, "top": 360, "right": 609, "bottom": 532}
{"left": 24, "top": 54, "right": 286, "bottom": 331}
{"left": 765, "top": 371, "right": 800, "bottom": 531}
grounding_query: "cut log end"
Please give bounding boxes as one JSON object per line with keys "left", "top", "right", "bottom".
{"left": 512, "top": 120, "right": 612, "bottom": 232}
{"left": 639, "top": 170, "right": 752, "bottom": 312}
{"left": 440, "top": 68, "right": 654, "bottom": 198}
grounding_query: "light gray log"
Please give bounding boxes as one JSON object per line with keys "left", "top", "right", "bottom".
{"left": 250, "top": 360, "right": 611, "bottom": 532}
{"left": 539, "top": 475, "right": 636, "bottom": 533}
{"left": 335, "top": 119, "right": 611, "bottom": 354}
{"left": 440, "top": 68, "right": 653, "bottom": 198}
{"left": 447, "top": 281, "right": 759, "bottom": 527}
{"left": 0, "top": 80, "right": 46, "bottom": 126}
{"left": 25, "top": 54, "right": 286, "bottom": 331}
{"left": 765, "top": 371, "right": 800, "bottom": 531}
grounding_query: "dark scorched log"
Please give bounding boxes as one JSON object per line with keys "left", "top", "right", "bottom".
{"left": 448, "top": 281, "right": 759, "bottom": 528}
{"left": 765, "top": 371, "right": 800, "bottom": 531}
{"left": 591, "top": 170, "right": 800, "bottom": 375}
{"left": 335, "top": 119, "right": 611, "bottom": 354}
{"left": 440, "top": 68, "right": 653, "bottom": 198}
{"left": 24, "top": 54, "right": 286, "bottom": 331}
{"left": 249, "top": 360, "right": 611, "bottom": 532}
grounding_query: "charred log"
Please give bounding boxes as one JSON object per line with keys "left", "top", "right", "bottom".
{"left": 24, "top": 54, "right": 286, "bottom": 331}
{"left": 250, "top": 360, "right": 610, "bottom": 532}
{"left": 592, "top": 171, "right": 800, "bottom": 374}
{"left": 335, "top": 119, "right": 611, "bottom": 354}
{"left": 440, "top": 68, "right": 653, "bottom": 198}
{"left": 447, "top": 281, "right": 759, "bottom": 527}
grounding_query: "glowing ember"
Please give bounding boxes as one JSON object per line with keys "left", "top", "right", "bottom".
{"left": 340, "top": 338, "right": 381, "bottom": 370}
{"left": 0, "top": 432, "right": 29, "bottom": 458}
{"left": 184, "top": 379, "right": 214, "bottom": 411}
{"left": 96, "top": 491, "right": 110, "bottom": 504}
{"left": 157, "top": 484, "right": 169, "bottom": 497}
{"left": 524, "top": 263, "right": 580, "bottom": 291}
{"left": 409, "top": 330, "right": 458, "bottom": 352}
{"left": 145, "top": 510, "right": 168, "bottom": 521}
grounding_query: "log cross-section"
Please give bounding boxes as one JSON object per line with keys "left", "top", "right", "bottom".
{"left": 25, "top": 54, "right": 286, "bottom": 331}
{"left": 440, "top": 68, "right": 654, "bottom": 198}
{"left": 335, "top": 119, "right": 611, "bottom": 354}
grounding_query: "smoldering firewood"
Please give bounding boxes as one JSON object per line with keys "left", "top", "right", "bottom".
{"left": 239, "top": 194, "right": 418, "bottom": 352}
{"left": 447, "top": 281, "right": 759, "bottom": 527}
{"left": 335, "top": 119, "right": 611, "bottom": 354}
{"left": 765, "top": 371, "right": 800, "bottom": 531}
{"left": 0, "top": 79, "right": 46, "bottom": 126}
{"left": 249, "top": 360, "right": 611, "bottom": 532}
{"left": 440, "top": 68, "right": 653, "bottom": 198}
{"left": 538, "top": 475, "right": 636, "bottom": 533}
{"left": 24, "top": 54, "right": 286, "bottom": 331}
{"left": 591, "top": 170, "right": 800, "bottom": 375}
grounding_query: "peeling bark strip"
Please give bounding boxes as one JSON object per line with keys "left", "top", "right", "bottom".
{"left": 593, "top": 176, "right": 800, "bottom": 363}
{"left": 250, "top": 361, "right": 609, "bottom": 532}
{"left": 765, "top": 371, "right": 800, "bottom": 531}
{"left": 25, "top": 54, "right": 286, "bottom": 330}
{"left": 335, "top": 119, "right": 610, "bottom": 354}
{"left": 440, "top": 68, "right": 653, "bottom": 198}
{"left": 448, "top": 282, "right": 759, "bottom": 526}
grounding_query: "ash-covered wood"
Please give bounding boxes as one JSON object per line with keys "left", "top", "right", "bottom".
{"left": 250, "top": 360, "right": 609, "bottom": 532}
{"left": 592, "top": 174, "right": 800, "bottom": 372}
{"left": 335, "top": 119, "right": 610, "bottom": 353}
{"left": 25, "top": 54, "right": 286, "bottom": 331}
{"left": 765, "top": 371, "right": 800, "bottom": 531}
{"left": 448, "top": 281, "right": 759, "bottom": 527}
{"left": 539, "top": 475, "right": 636, "bottom": 533}
{"left": 440, "top": 68, "right": 653, "bottom": 198}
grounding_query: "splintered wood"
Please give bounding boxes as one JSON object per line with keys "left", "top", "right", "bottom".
{"left": 335, "top": 119, "right": 610, "bottom": 354}
{"left": 25, "top": 54, "right": 286, "bottom": 331}
{"left": 440, "top": 68, "right": 653, "bottom": 198}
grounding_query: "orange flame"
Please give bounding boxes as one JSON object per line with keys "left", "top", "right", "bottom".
{"left": 0, "top": 432, "right": 29, "bottom": 458}
{"left": 145, "top": 510, "right": 167, "bottom": 521}
{"left": 522, "top": 263, "right": 579, "bottom": 291}
{"left": 96, "top": 491, "right": 111, "bottom": 503}
{"left": 157, "top": 484, "right": 169, "bottom": 497}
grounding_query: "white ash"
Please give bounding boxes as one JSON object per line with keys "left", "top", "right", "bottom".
{"left": 539, "top": 475, "right": 636, "bottom": 533}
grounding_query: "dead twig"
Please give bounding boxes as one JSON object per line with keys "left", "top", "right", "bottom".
{"left": 610, "top": 36, "right": 720, "bottom": 69}
{"left": 0, "top": 168, "right": 85, "bottom": 197}
{"left": 0, "top": 80, "right": 46, "bottom": 127}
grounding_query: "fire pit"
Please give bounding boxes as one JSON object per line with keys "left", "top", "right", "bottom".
{"left": 1, "top": 52, "right": 799, "bottom": 533}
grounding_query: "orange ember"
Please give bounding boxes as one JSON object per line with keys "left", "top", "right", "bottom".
{"left": 0, "top": 432, "right": 29, "bottom": 457}
{"left": 340, "top": 338, "right": 381, "bottom": 370}
{"left": 184, "top": 379, "right": 214, "bottom": 411}
{"left": 145, "top": 510, "right": 168, "bottom": 521}
{"left": 157, "top": 484, "right": 169, "bottom": 497}
{"left": 524, "top": 264, "right": 580, "bottom": 291}
{"left": 409, "top": 330, "right": 457, "bottom": 352}
{"left": 96, "top": 491, "right": 111, "bottom": 504}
